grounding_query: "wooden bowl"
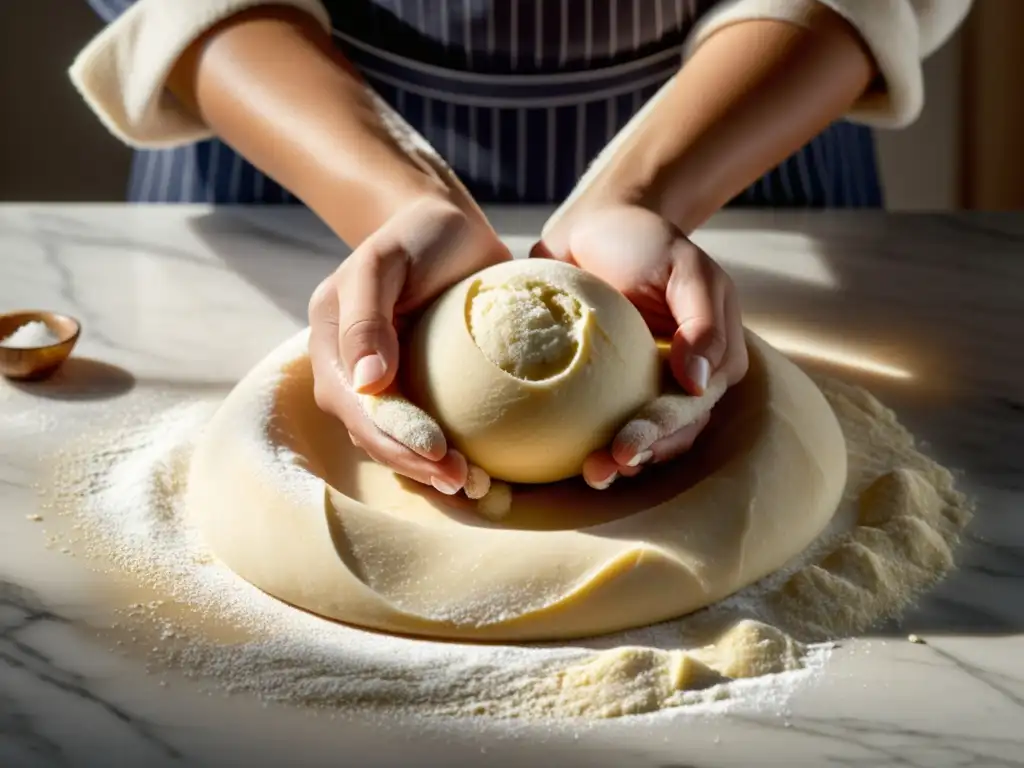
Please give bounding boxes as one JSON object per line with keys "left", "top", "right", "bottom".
{"left": 0, "top": 311, "right": 82, "bottom": 381}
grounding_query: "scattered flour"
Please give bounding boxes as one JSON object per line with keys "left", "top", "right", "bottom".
{"left": 43, "top": 375, "right": 971, "bottom": 722}
{"left": 1, "top": 320, "right": 60, "bottom": 349}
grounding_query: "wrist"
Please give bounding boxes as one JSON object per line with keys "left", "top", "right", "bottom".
{"left": 176, "top": 5, "right": 464, "bottom": 248}
{"left": 562, "top": 140, "right": 712, "bottom": 237}
{"left": 566, "top": 11, "right": 877, "bottom": 236}
{"left": 553, "top": 85, "right": 715, "bottom": 236}
{"left": 304, "top": 137, "right": 456, "bottom": 248}
{"left": 596, "top": 98, "right": 724, "bottom": 235}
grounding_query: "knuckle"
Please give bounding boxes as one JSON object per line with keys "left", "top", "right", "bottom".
{"left": 713, "top": 262, "right": 735, "bottom": 291}
{"left": 708, "top": 334, "right": 730, "bottom": 363}
{"left": 307, "top": 275, "right": 338, "bottom": 324}
{"left": 340, "top": 313, "right": 392, "bottom": 349}
{"left": 679, "top": 315, "right": 726, "bottom": 349}
{"left": 397, "top": 200, "right": 470, "bottom": 259}
{"left": 699, "top": 251, "right": 728, "bottom": 287}
{"left": 689, "top": 329, "right": 730, "bottom": 366}
{"left": 312, "top": 378, "right": 341, "bottom": 415}
{"left": 670, "top": 241, "right": 702, "bottom": 274}
{"left": 427, "top": 199, "right": 472, "bottom": 233}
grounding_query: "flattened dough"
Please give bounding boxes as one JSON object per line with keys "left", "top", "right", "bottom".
{"left": 185, "top": 327, "right": 848, "bottom": 642}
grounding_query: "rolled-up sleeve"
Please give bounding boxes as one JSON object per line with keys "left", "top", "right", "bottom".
{"left": 684, "top": 0, "right": 974, "bottom": 129}
{"left": 70, "top": 0, "right": 332, "bottom": 148}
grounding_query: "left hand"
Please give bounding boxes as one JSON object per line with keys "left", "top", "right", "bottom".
{"left": 534, "top": 204, "right": 749, "bottom": 489}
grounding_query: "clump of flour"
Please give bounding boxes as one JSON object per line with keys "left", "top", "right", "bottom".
{"left": 467, "top": 278, "right": 583, "bottom": 381}
{"left": 45, "top": 376, "right": 971, "bottom": 721}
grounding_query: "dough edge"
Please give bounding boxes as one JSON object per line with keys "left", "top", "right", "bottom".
{"left": 184, "top": 326, "right": 848, "bottom": 642}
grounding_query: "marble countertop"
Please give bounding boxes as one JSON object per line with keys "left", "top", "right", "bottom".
{"left": 1, "top": 204, "right": 1022, "bottom": 767}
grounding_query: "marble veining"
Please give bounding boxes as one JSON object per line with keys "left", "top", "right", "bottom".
{"left": 0, "top": 580, "right": 184, "bottom": 765}
{"left": 1, "top": 204, "right": 1023, "bottom": 767}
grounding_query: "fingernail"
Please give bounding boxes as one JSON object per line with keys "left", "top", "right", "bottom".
{"left": 685, "top": 355, "right": 710, "bottom": 393}
{"left": 590, "top": 472, "right": 618, "bottom": 491}
{"left": 352, "top": 353, "right": 387, "bottom": 393}
{"left": 431, "top": 476, "right": 461, "bottom": 495}
{"left": 627, "top": 450, "right": 653, "bottom": 468}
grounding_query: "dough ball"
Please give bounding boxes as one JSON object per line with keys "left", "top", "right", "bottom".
{"left": 405, "top": 259, "right": 660, "bottom": 484}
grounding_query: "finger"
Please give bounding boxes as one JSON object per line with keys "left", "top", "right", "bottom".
{"left": 309, "top": 279, "right": 350, "bottom": 413}
{"left": 530, "top": 215, "right": 579, "bottom": 264}
{"left": 357, "top": 392, "right": 447, "bottom": 461}
{"left": 645, "top": 411, "right": 711, "bottom": 463}
{"left": 334, "top": 242, "right": 408, "bottom": 395}
{"left": 335, "top": 202, "right": 512, "bottom": 395}
{"left": 529, "top": 239, "right": 573, "bottom": 263}
{"left": 588, "top": 452, "right": 643, "bottom": 479}
{"left": 719, "top": 287, "right": 750, "bottom": 386}
{"left": 391, "top": 202, "right": 514, "bottom": 310}
{"left": 582, "top": 450, "right": 619, "bottom": 490}
{"left": 310, "top": 316, "right": 457, "bottom": 483}
{"left": 528, "top": 241, "right": 554, "bottom": 259}
{"left": 665, "top": 243, "right": 729, "bottom": 396}
{"left": 610, "top": 389, "right": 724, "bottom": 467}
{"left": 358, "top": 430, "right": 470, "bottom": 494}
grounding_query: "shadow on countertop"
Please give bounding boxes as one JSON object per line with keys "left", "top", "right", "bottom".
{"left": 8, "top": 357, "right": 136, "bottom": 401}
{"left": 186, "top": 206, "right": 346, "bottom": 324}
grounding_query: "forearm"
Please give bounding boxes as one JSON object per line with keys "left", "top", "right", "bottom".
{"left": 598, "top": 5, "right": 876, "bottom": 233}
{"left": 166, "top": 5, "right": 453, "bottom": 245}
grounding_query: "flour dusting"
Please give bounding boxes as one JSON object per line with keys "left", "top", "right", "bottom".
{"left": 45, "top": 375, "right": 971, "bottom": 721}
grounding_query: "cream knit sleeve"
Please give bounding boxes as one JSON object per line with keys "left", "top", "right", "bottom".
{"left": 685, "top": 0, "right": 974, "bottom": 128}
{"left": 69, "top": 0, "right": 331, "bottom": 148}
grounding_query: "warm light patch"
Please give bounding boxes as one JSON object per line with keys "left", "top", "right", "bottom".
{"left": 749, "top": 324, "right": 914, "bottom": 381}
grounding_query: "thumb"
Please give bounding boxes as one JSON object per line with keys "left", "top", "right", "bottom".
{"left": 529, "top": 226, "right": 574, "bottom": 263}
{"left": 665, "top": 243, "right": 728, "bottom": 396}
{"left": 337, "top": 241, "right": 408, "bottom": 396}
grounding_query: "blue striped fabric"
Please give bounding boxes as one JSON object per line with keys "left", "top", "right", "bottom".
{"left": 85, "top": 0, "right": 883, "bottom": 208}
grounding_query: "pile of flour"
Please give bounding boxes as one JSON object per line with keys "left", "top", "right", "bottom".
{"left": 1, "top": 320, "right": 60, "bottom": 348}
{"left": 45, "top": 376, "right": 971, "bottom": 721}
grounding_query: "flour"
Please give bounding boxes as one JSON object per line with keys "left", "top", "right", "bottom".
{"left": 46, "top": 375, "right": 971, "bottom": 721}
{"left": 1, "top": 320, "right": 60, "bottom": 348}
{"left": 358, "top": 392, "right": 445, "bottom": 458}
{"left": 467, "top": 279, "right": 582, "bottom": 381}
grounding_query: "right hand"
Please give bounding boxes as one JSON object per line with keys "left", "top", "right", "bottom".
{"left": 308, "top": 196, "right": 511, "bottom": 495}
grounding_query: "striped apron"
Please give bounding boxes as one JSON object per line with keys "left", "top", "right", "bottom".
{"left": 86, "top": 0, "right": 884, "bottom": 208}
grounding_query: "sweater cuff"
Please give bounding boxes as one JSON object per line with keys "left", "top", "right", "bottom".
{"left": 69, "top": 0, "right": 332, "bottom": 148}
{"left": 684, "top": 0, "right": 972, "bottom": 129}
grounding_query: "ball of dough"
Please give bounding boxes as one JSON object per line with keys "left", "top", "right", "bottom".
{"left": 404, "top": 259, "right": 660, "bottom": 484}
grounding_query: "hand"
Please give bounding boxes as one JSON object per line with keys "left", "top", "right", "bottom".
{"left": 309, "top": 196, "right": 512, "bottom": 494}
{"left": 535, "top": 204, "right": 748, "bottom": 489}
